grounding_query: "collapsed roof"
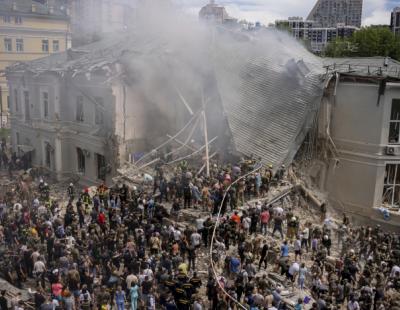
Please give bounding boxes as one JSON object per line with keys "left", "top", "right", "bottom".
{"left": 4, "top": 24, "right": 325, "bottom": 168}
{"left": 13, "top": 6, "right": 399, "bottom": 169}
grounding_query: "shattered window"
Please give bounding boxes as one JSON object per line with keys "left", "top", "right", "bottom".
{"left": 383, "top": 164, "right": 400, "bottom": 208}
{"left": 77, "top": 148, "right": 86, "bottom": 173}
{"left": 76, "top": 96, "right": 84, "bottom": 122}
{"left": 389, "top": 99, "right": 400, "bottom": 144}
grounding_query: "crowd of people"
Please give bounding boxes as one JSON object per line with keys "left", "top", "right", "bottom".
{"left": 0, "top": 153, "right": 399, "bottom": 310}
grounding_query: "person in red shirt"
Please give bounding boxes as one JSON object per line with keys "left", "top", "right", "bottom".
{"left": 231, "top": 211, "right": 241, "bottom": 225}
{"left": 260, "top": 208, "right": 270, "bottom": 235}
{"left": 98, "top": 211, "right": 106, "bottom": 227}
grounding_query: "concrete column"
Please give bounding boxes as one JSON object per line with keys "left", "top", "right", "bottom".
{"left": 54, "top": 136, "right": 63, "bottom": 181}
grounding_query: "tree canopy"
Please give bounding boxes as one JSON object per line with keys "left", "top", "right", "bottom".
{"left": 325, "top": 26, "right": 400, "bottom": 61}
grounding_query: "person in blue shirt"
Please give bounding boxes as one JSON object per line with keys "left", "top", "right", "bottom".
{"left": 130, "top": 282, "right": 139, "bottom": 310}
{"left": 281, "top": 240, "right": 289, "bottom": 257}
{"left": 230, "top": 256, "right": 241, "bottom": 275}
{"left": 115, "top": 286, "right": 126, "bottom": 310}
{"left": 294, "top": 298, "right": 303, "bottom": 310}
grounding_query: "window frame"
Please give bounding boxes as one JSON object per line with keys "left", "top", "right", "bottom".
{"left": 388, "top": 99, "right": 400, "bottom": 144}
{"left": 76, "top": 147, "right": 86, "bottom": 174}
{"left": 4, "top": 38, "right": 12, "bottom": 52}
{"left": 14, "top": 16, "right": 22, "bottom": 24}
{"left": 52, "top": 40, "right": 59, "bottom": 52}
{"left": 96, "top": 153, "right": 106, "bottom": 181}
{"left": 44, "top": 142, "right": 51, "bottom": 168}
{"left": 16, "top": 38, "right": 23, "bottom": 52}
{"left": 94, "top": 97, "right": 104, "bottom": 125}
{"left": 42, "top": 91, "right": 49, "bottom": 119}
{"left": 3, "top": 15, "right": 11, "bottom": 23}
{"left": 14, "top": 88, "right": 18, "bottom": 112}
{"left": 383, "top": 163, "right": 400, "bottom": 207}
{"left": 23, "top": 90, "right": 30, "bottom": 121}
{"left": 42, "top": 39, "right": 49, "bottom": 52}
{"left": 76, "top": 96, "right": 84, "bottom": 122}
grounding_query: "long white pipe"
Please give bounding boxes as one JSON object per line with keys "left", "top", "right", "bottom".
{"left": 209, "top": 162, "right": 263, "bottom": 310}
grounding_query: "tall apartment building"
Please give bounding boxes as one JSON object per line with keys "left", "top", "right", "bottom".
{"left": 307, "top": 0, "right": 363, "bottom": 28}
{"left": 391, "top": 7, "right": 400, "bottom": 36}
{"left": 199, "top": 0, "right": 236, "bottom": 24}
{"left": 0, "top": 0, "right": 71, "bottom": 127}
{"left": 275, "top": 17, "right": 357, "bottom": 53}
{"left": 70, "top": 0, "right": 137, "bottom": 47}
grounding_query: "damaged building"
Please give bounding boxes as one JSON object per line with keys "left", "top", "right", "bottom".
{"left": 315, "top": 57, "right": 400, "bottom": 227}
{"left": 5, "top": 23, "right": 325, "bottom": 185}
{"left": 5, "top": 12, "right": 400, "bottom": 226}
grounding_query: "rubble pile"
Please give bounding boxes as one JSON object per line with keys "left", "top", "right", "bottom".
{"left": 0, "top": 156, "right": 399, "bottom": 310}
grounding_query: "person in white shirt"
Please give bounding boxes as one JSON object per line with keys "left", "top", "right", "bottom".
{"left": 347, "top": 295, "right": 360, "bottom": 310}
{"left": 301, "top": 226, "right": 310, "bottom": 251}
{"left": 390, "top": 265, "right": 400, "bottom": 278}
{"left": 242, "top": 216, "right": 251, "bottom": 235}
{"left": 33, "top": 259, "right": 46, "bottom": 288}
{"left": 294, "top": 237, "right": 302, "bottom": 261}
{"left": 288, "top": 261, "right": 300, "bottom": 289}
{"left": 190, "top": 232, "right": 201, "bottom": 249}
{"left": 173, "top": 229, "right": 181, "bottom": 242}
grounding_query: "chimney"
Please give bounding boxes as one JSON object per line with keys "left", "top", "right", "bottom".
{"left": 32, "top": 4, "right": 36, "bottom": 12}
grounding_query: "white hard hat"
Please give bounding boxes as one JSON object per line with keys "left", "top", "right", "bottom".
{"left": 70, "top": 183, "right": 73, "bottom": 187}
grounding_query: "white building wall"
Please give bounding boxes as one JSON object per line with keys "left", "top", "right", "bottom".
{"left": 325, "top": 80, "right": 400, "bottom": 226}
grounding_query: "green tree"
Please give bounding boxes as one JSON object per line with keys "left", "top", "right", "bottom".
{"left": 325, "top": 26, "right": 400, "bottom": 61}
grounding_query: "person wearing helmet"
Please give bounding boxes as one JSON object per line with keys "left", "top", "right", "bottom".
{"left": 81, "top": 188, "right": 92, "bottom": 207}
{"left": 97, "top": 183, "right": 108, "bottom": 205}
{"left": 322, "top": 234, "right": 332, "bottom": 256}
{"left": 67, "top": 183, "right": 75, "bottom": 202}
{"left": 38, "top": 178, "right": 44, "bottom": 191}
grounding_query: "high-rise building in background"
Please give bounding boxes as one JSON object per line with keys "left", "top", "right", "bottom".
{"left": 307, "top": 0, "right": 363, "bottom": 28}
{"left": 391, "top": 7, "right": 400, "bottom": 36}
{"left": 275, "top": 17, "right": 357, "bottom": 53}
{"left": 0, "top": 0, "right": 71, "bottom": 127}
{"left": 199, "top": 0, "right": 237, "bottom": 25}
{"left": 70, "top": 0, "right": 137, "bottom": 47}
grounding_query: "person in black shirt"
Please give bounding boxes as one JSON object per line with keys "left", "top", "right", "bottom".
{"left": 0, "top": 290, "right": 8, "bottom": 310}
{"left": 259, "top": 240, "right": 269, "bottom": 270}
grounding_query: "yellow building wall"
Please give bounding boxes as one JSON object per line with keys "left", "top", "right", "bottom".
{"left": 0, "top": 14, "right": 70, "bottom": 126}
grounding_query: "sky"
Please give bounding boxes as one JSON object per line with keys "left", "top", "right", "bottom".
{"left": 175, "top": 0, "right": 399, "bottom": 26}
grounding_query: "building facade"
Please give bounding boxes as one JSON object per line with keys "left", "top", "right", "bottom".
{"left": 199, "top": 0, "right": 236, "bottom": 24}
{"left": 313, "top": 58, "right": 400, "bottom": 229}
{"left": 391, "top": 7, "right": 400, "bottom": 36}
{"left": 0, "top": 0, "right": 70, "bottom": 127}
{"left": 69, "top": 0, "right": 136, "bottom": 47}
{"left": 7, "top": 62, "right": 119, "bottom": 185}
{"left": 307, "top": 0, "right": 363, "bottom": 28}
{"left": 275, "top": 17, "right": 357, "bottom": 53}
